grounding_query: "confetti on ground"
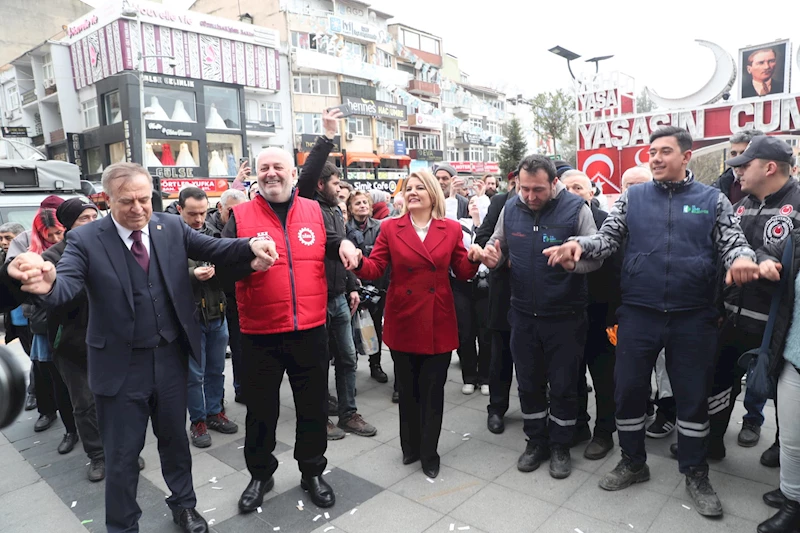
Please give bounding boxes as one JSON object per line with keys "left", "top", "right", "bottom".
{"left": 682, "top": 504, "right": 691, "bottom": 510}
{"left": 426, "top": 477, "right": 435, "bottom": 484}
{"left": 203, "top": 508, "right": 216, "bottom": 513}
{"left": 208, "top": 519, "right": 216, "bottom": 526}
{"left": 297, "top": 505, "right": 304, "bottom": 511}
{"left": 450, "top": 525, "right": 455, "bottom": 532}
{"left": 458, "top": 527, "right": 470, "bottom": 531}
{"left": 462, "top": 437, "right": 470, "bottom": 441}
{"left": 324, "top": 512, "right": 330, "bottom": 519}
{"left": 212, "top": 486, "right": 223, "bottom": 490}
{"left": 237, "top": 445, "right": 244, "bottom": 449}
{"left": 279, "top": 461, "right": 284, "bottom": 464}
{"left": 85, "top": 462, "right": 90, "bottom": 466}
{"left": 350, "top": 508, "right": 358, "bottom": 515}
{"left": 81, "top": 520, "right": 93, "bottom": 525}
{"left": 323, "top": 527, "right": 335, "bottom": 532}
{"left": 628, "top": 525, "right": 634, "bottom": 529}
{"left": 313, "top": 514, "right": 322, "bottom": 521}
{"left": 208, "top": 477, "right": 217, "bottom": 483}
{"left": 273, "top": 528, "right": 280, "bottom": 531}
{"left": 298, "top": 500, "right": 304, "bottom": 507}
{"left": 257, "top": 507, "right": 263, "bottom": 514}
{"left": 323, "top": 469, "right": 331, "bottom": 475}
{"left": 575, "top": 529, "right": 584, "bottom": 533}
{"left": 71, "top": 501, "right": 77, "bottom": 508}
{"left": 33, "top": 441, "right": 40, "bottom": 444}
{"left": 463, "top": 433, "right": 471, "bottom": 437}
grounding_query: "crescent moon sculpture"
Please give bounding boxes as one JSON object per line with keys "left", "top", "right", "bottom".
{"left": 646, "top": 40, "right": 737, "bottom": 108}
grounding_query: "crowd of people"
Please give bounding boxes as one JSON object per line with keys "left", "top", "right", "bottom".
{"left": 1, "top": 109, "right": 799, "bottom": 533}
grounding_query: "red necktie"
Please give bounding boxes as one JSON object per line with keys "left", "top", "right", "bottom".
{"left": 130, "top": 230, "right": 150, "bottom": 274}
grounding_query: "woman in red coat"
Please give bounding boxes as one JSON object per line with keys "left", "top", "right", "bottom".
{"left": 352, "top": 169, "right": 479, "bottom": 478}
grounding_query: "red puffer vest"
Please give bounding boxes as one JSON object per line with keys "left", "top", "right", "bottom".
{"left": 234, "top": 191, "right": 327, "bottom": 335}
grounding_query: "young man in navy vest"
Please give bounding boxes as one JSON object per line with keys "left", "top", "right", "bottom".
{"left": 544, "top": 126, "right": 760, "bottom": 517}
{"left": 478, "top": 154, "right": 601, "bottom": 480}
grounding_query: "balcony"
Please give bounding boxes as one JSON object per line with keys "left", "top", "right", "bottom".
{"left": 293, "top": 48, "right": 410, "bottom": 87}
{"left": 21, "top": 89, "right": 37, "bottom": 106}
{"left": 408, "top": 79, "right": 440, "bottom": 97}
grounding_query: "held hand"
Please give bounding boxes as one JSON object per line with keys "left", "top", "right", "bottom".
{"left": 482, "top": 243, "right": 500, "bottom": 269}
{"left": 339, "top": 240, "right": 362, "bottom": 270}
{"left": 468, "top": 244, "right": 484, "bottom": 263}
{"left": 250, "top": 256, "right": 275, "bottom": 272}
{"left": 348, "top": 291, "right": 360, "bottom": 315}
{"left": 194, "top": 266, "right": 215, "bottom": 281}
{"left": 543, "top": 241, "right": 583, "bottom": 267}
{"left": 8, "top": 253, "right": 56, "bottom": 294}
{"left": 759, "top": 259, "right": 783, "bottom": 282}
{"left": 322, "top": 108, "right": 343, "bottom": 138}
{"left": 251, "top": 239, "right": 279, "bottom": 262}
{"left": 725, "top": 257, "right": 761, "bottom": 286}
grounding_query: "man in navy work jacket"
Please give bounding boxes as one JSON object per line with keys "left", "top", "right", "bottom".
{"left": 8, "top": 162, "right": 278, "bottom": 533}
{"left": 544, "top": 126, "right": 760, "bottom": 518}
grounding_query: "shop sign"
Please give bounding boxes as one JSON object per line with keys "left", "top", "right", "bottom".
{"left": 347, "top": 170, "right": 374, "bottom": 181}
{"left": 123, "top": 119, "right": 132, "bottom": 161}
{"left": 462, "top": 133, "right": 495, "bottom": 146}
{"left": 351, "top": 180, "right": 400, "bottom": 193}
{"left": 328, "top": 16, "right": 379, "bottom": 42}
{"left": 409, "top": 149, "right": 443, "bottom": 161}
{"left": 154, "top": 167, "right": 196, "bottom": 178}
{"left": 147, "top": 122, "right": 193, "bottom": 137}
{"left": 160, "top": 178, "right": 230, "bottom": 194}
{"left": 141, "top": 74, "right": 195, "bottom": 88}
{"left": 393, "top": 140, "right": 406, "bottom": 155}
{"left": 300, "top": 134, "right": 341, "bottom": 152}
{"left": 1, "top": 126, "right": 29, "bottom": 138}
{"left": 67, "top": 14, "right": 98, "bottom": 38}
{"left": 377, "top": 170, "right": 408, "bottom": 181}
{"left": 67, "top": 133, "right": 84, "bottom": 168}
{"left": 246, "top": 120, "right": 276, "bottom": 133}
{"left": 447, "top": 161, "right": 499, "bottom": 173}
{"left": 342, "top": 96, "right": 407, "bottom": 120}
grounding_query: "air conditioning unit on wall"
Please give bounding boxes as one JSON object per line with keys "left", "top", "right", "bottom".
{"left": 345, "top": 132, "right": 355, "bottom": 141}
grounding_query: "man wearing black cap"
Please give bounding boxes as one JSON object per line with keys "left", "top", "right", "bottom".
{"left": 671, "top": 136, "right": 799, "bottom": 478}
{"left": 435, "top": 164, "right": 469, "bottom": 220}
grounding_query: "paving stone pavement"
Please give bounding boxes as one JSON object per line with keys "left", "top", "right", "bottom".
{"left": 0, "top": 339, "right": 780, "bottom": 533}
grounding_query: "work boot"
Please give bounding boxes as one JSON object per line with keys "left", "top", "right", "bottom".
{"left": 549, "top": 445, "right": 571, "bottom": 479}
{"left": 338, "top": 413, "right": 377, "bottom": 437}
{"left": 207, "top": 412, "right": 239, "bottom": 434}
{"left": 685, "top": 466, "right": 723, "bottom": 517}
{"left": 370, "top": 364, "right": 388, "bottom": 383}
{"left": 517, "top": 440, "right": 550, "bottom": 473}
{"left": 764, "top": 488, "right": 788, "bottom": 509}
{"left": 327, "top": 419, "right": 345, "bottom": 441}
{"left": 88, "top": 457, "right": 105, "bottom": 482}
{"left": 599, "top": 454, "right": 650, "bottom": 491}
{"left": 584, "top": 431, "right": 614, "bottom": 460}
{"left": 737, "top": 421, "right": 761, "bottom": 447}
{"left": 190, "top": 421, "right": 212, "bottom": 448}
{"left": 758, "top": 499, "right": 800, "bottom": 533}
{"left": 762, "top": 441, "right": 781, "bottom": 468}
{"left": 571, "top": 424, "right": 592, "bottom": 447}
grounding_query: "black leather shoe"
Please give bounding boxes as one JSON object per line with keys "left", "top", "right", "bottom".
{"left": 24, "top": 393, "right": 37, "bottom": 411}
{"left": 392, "top": 391, "right": 400, "bottom": 403}
{"left": 584, "top": 432, "right": 614, "bottom": 460}
{"left": 764, "top": 488, "right": 788, "bottom": 510}
{"left": 487, "top": 413, "right": 505, "bottom": 434}
{"left": 238, "top": 477, "right": 275, "bottom": 513}
{"left": 57, "top": 433, "right": 79, "bottom": 454}
{"left": 402, "top": 453, "right": 420, "bottom": 465}
{"left": 762, "top": 441, "right": 781, "bottom": 468}
{"left": 171, "top": 507, "right": 208, "bottom": 533}
{"left": 422, "top": 460, "right": 440, "bottom": 479}
{"left": 301, "top": 475, "right": 335, "bottom": 508}
{"left": 34, "top": 413, "right": 56, "bottom": 432}
{"left": 758, "top": 499, "right": 800, "bottom": 533}
{"left": 138, "top": 456, "right": 145, "bottom": 471}
{"left": 370, "top": 364, "right": 389, "bottom": 383}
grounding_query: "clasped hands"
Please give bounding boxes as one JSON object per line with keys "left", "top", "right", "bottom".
{"left": 8, "top": 252, "right": 56, "bottom": 294}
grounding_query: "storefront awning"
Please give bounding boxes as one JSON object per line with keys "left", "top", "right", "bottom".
{"left": 346, "top": 152, "right": 381, "bottom": 166}
{"left": 297, "top": 152, "right": 343, "bottom": 166}
{"left": 379, "top": 154, "right": 412, "bottom": 164}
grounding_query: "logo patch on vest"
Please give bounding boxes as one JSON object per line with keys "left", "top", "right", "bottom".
{"left": 297, "top": 227, "right": 316, "bottom": 246}
{"left": 781, "top": 204, "right": 794, "bottom": 216}
{"left": 764, "top": 215, "right": 793, "bottom": 245}
{"left": 683, "top": 204, "right": 709, "bottom": 215}
{"left": 256, "top": 231, "right": 273, "bottom": 241}
{"left": 542, "top": 234, "right": 563, "bottom": 244}
{"left": 736, "top": 205, "right": 745, "bottom": 216}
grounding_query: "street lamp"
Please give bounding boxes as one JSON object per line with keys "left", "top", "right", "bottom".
{"left": 549, "top": 46, "right": 614, "bottom": 80}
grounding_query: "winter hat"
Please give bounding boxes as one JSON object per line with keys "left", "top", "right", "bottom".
{"left": 552, "top": 160, "right": 573, "bottom": 178}
{"left": 40, "top": 195, "right": 65, "bottom": 210}
{"left": 57, "top": 198, "right": 98, "bottom": 230}
{"left": 434, "top": 163, "right": 458, "bottom": 177}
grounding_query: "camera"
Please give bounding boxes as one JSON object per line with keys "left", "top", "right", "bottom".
{"left": 358, "top": 285, "right": 383, "bottom": 305}
{"left": 0, "top": 345, "right": 27, "bottom": 429}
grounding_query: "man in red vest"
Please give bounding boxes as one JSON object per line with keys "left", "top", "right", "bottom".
{"left": 221, "top": 145, "right": 361, "bottom": 514}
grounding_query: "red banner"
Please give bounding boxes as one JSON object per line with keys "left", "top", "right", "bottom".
{"left": 447, "top": 161, "right": 499, "bottom": 174}
{"left": 160, "top": 179, "right": 230, "bottom": 195}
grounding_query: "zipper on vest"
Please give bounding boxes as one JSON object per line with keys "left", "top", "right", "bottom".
{"left": 273, "top": 194, "right": 300, "bottom": 331}
{"left": 665, "top": 190, "right": 672, "bottom": 312}
{"left": 532, "top": 212, "right": 541, "bottom": 316}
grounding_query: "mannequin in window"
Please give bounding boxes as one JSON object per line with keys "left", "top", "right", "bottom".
{"left": 171, "top": 100, "right": 193, "bottom": 122}
{"left": 176, "top": 142, "right": 197, "bottom": 166}
{"left": 206, "top": 104, "right": 227, "bottom": 129}
{"left": 147, "top": 96, "right": 170, "bottom": 121}
{"left": 145, "top": 143, "right": 162, "bottom": 167}
{"left": 161, "top": 143, "right": 175, "bottom": 166}
{"left": 208, "top": 150, "right": 228, "bottom": 176}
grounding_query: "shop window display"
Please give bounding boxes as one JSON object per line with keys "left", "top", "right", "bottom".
{"left": 109, "top": 141, "right": 126, "bottom": 164}
{"left": 86, "top": 147, "right": 103, "bottom": 175}
{"left": 143, "top": 87, "right": 196, "bottom": 122}
{"left": 204, "top": 86, "right": 241, "bottom": 130}
{"left": 146, "top": 140, "right": 199, "bottom": 167}
{"left": 104, "top": 91, "right": 122, "bottom": 125}
{"left": 206, "top": 133, "right": 243, "bottom": 177}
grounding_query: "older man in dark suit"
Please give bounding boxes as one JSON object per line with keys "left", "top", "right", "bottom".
{"left": 9, "top": 162, "right": 277, "bottom": 533}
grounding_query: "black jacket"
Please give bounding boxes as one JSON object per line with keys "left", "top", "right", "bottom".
{"left": 346, "top": 217, "right": 388, "bottom": 290}
{"left": 476, "top": 190, "right": 516, "bottom": 331}
{"left": 588, "top": 205, "right": 622, "bottom": 315}
{"left": 42, "top": 239, "right": 88, "bottom": 361}
{"left": 297, "top": 136, "right": 357, "bottom": 297}
{"left": 712, "top": 167, "right": 736, "bottom": 200}
{"left": 187, "top": 223, "right": 227, "bottom": 324}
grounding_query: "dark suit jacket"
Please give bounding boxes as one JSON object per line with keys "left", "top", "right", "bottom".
{"left": 741, "top": 77, "right": 784, "bottom": 98}
{"left": 45, "top": 212, "right": 255, "bottom": 396}
{"left": 476, "top": 190, "right": 517, "bottom": 331}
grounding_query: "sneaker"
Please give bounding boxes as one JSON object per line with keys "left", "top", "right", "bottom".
{"left": 761, "top": 441, "right": 780, "bottom": 468}
{"left": 550, "top": 445, "right": 571, "bottom": 479}
{"left": 461, "top": 384, "right": 476, "bottom": 395}
{"left": 685, "top": 467, "right": 723, "bottom": 517}
{"left": 88, "top": 457, "right": 105, "bottom": 482}
{"left": 599, "top": 455, "right": 650, "bottom": 491}
{"left": 645, "top": 411, "right": 676, "bottom": 438}
{"left": 327, "top": 419, "right": 345, "bottom": 441}
{"left": 480, "top": 384, "right": 490, "bottom": 396}
{"left": 737, "top": 421, "right": 761, "bottom": 447}
{"left": 190, "top": 421, "right": 212, "bottom": 448}
{"left": 517, "top": 440, "right": 550, "bottom": 473}
{"left": 338, "top": 413, "right": 377, "bottom": 437}
{"left": 207, "top": 412, "right": 239, "bottom": 434}
{"left": 646, "top": 402, "right": 656, "bottom": 424}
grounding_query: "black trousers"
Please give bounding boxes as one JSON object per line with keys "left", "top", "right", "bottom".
{"left": 95, "top": 341, "right": 195, "bottom": 533}
{"left": 452, "top": 280, "right": 491, "bottom": 385}
{"left": 487, "top": 329, "right": 513, "bottom": 417}
{"left": 34, "top": 360, "right": 76, "bottom": 433}
{"left": 224, "top": 297, "right": 243, "bottom": 396}
{"left": 53, "top": 354, "right": 103, "bottom": 460}
{"left": 577, "top": 303, "right": 617, "bottom": 436}
{"left": 242, "top": 326, "right": 328, "bottom": 481}
{"left": 392, "top": 351, "right": 450, "bottom": 466}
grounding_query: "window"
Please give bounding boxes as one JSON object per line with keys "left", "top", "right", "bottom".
{"left": 487, "top": 148, "right": 499, "bottom": 163}
{"left": 86, "top": 147, "right": 103, "bottom": 174}
{"left": 206, "top": 133, "right": 243, "bottom": 177}
{"left": 401, "top": 29, "right": 420, "bottom": 49}
{"left": 104, "top": 91, "right": 122, "bottom": 125}
{"left": 377, "top": 49, "right": 392, "bottom": 68}
{"left": 42, "top": 53, "right": 54, "bottom": 85}
{"left": 260, "top": 102, "right": 282, "bottom": 128}
{"left": 469, "top": 117, "right": 483, "bottom": 130}
{"left": 292, "top": 75, "right": 338, "bottom": 96}
{"left": 204, "top": 86, "right": 240, "bottom": 129}
{"left": 468, "top": 146, "right": 483, "bottom": 161}
{"left": 419, "top": 36, "right": 440, "bottom": 55}
{"left": 245, "top": 99, "right": 259, "bottom": 121}
{"left": 487, "top": 121, "right": 500, "bottom": 136}
{"left": 442, "top": 90, "right": 456, "bottom": 106}
{"left": 491, "top": 100, "right": 505, "bottom": 111}
{"left": 420, "top": 133, "right": 440, "bottom": 151}
{"left": 403, "top": 132, "right": 419, "bottom": 150}
{"left": 347, "top": 117, "right": 372, "bottom": 137}
{"left": 109, "top": 141, "right": 126, "bottom": 164}
{"left": 5, "top": 84, "right": 19, "bottom": 110}
{"left": 295, "top": 113, "right": 323, "bottom": 135}
{"left": 291, "top": 31, "right": 335, "bottom": 55}
{"left": 344, "top": 40, "right": 367, "bottom": 63}
{"left": 447, "top": 147, "right": 459, "bottom": 161}
{"left": 376, "top": 88, "right": 394, "bottom": 102}
{"left": 143, "top": 87, "right": 196, "bottom": 122}
{"left": 82, "top": 98, "right": 99, "bottom": 129}
{"left": 377, "top": 120, "right": 396, "bottom": 141}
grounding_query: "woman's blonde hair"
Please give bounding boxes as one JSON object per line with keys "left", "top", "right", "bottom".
{"left": 402, "top": 170, "right": 446, "bottom": 219}
{"left": 346, "top": 190, "right": 373, "bottom": 219}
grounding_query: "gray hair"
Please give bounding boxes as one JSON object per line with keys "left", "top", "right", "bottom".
{"left": 560, "top": 169, "right": 591, "bottom": 181}
{"left": 369, "top": 190, "right": 389, "bottom": 204}
{"left": 101, "top": 162, "right": 152, "bottom": 198}
{"left": 219, "top": 189, "right": 247, "bottom": 207}
{"left": 0, "top": 222, "right": 25, "bottom": 236}
{"left": 730, "top": 129, "right": 765, "bottom": 145}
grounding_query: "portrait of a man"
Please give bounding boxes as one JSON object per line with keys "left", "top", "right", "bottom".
{"left": 739, "top": 42, "right": 789, "bottom": 99}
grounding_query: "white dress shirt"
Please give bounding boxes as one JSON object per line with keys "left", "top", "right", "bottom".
{"left": 411, "top": 216, "right": 431, "bottom": 242}
{"left": 111, "top": 216, "right": 151, "bottom": 256}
